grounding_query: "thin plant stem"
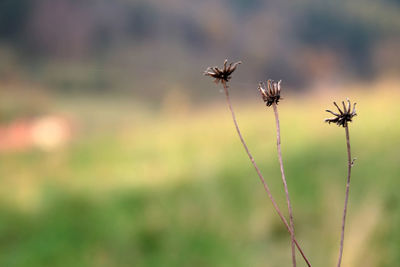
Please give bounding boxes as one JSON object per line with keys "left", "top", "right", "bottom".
{"left": 337, "top": 125, "right": 352, "bottom": 267}
{"left": 221, "top": 81, "right": 311, "bottom": 267}
{"left": 272, "top": 103, "right": 296, "bottom": 267}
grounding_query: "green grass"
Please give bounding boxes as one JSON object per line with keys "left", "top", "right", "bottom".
{"left": 0, "top": 85, "right": 399, "bottom": 266}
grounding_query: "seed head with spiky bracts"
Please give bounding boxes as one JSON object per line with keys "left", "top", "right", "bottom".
{"left": 325, "top": 99, "right": 357, "bottom": 127}
{"left": 204, "top": 59, "right": 241, "bottom": 84}
{"left": 258, "top": 79, "right": 282, "bottom": 107}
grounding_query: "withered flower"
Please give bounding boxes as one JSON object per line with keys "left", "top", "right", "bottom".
{"left": 325, "top": 99, "right": 357, "bottom": 127}
{"left": 204, "top": 59, "right": 241, "bottom": 84}
{"left": 258, "top": 79, "right": 282, "bottom": 106}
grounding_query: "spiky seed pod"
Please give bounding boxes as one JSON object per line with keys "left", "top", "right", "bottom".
{"left": 258, "top": 79, "right": 282, "bottom": 106}
{"left": 204, "top": 59, "right": 241, "bottom": 84}
{"left": 325, "top": 98, "right": 357, "bottom": 127}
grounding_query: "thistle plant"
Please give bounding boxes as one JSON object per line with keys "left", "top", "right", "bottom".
{"left": 204, "top": 59, "right": 241, "bottom": 84}
{"left": 325, "top": 99, "right": 357, "bottom": 267}
{"left": 204, "top": 60, "right": 311, "bottom": 267}
{"left": 259, "top": 80, "right": 296, "bottom": 267}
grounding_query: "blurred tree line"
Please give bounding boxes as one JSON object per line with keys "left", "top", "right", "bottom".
{"left": 0, "top": 0, "right": 399, "bottom": 99}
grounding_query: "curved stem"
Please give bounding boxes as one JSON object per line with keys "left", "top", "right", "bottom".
{"left": 221, "top": 82, "right": 310, "bottom": 266}
{"left": 337, "top": 125, "right": 352, "bottom": 267}
{"left": 272, "top": 103, "right": 296, "bottom": 267}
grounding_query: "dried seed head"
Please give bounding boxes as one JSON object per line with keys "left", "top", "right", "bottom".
{"left": 204, "top": 59, "right": 241, "bottom": 84}
{"left": 325, "top": 98, "right": 357, "bottom": 127}
{"left": 258, "top": 79, "right": 282, "bottom": 106}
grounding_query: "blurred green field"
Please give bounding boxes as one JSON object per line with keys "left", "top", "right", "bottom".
{"left": 0, "top": 81, "right": 400, "bottom": 267}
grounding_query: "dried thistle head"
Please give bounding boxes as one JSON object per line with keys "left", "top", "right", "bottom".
{"left": 325, "top": 98, "right": 357, "bottom": 127}
{"left": 204, "top": 59, "right": 241, "bottom": 84}
{"left": 258, "top": 79, "right": 282, "bottom": 106}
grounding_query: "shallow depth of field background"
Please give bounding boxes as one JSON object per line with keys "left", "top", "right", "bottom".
{"left": 1, "top": 0, "right": 400, "bottom": 266}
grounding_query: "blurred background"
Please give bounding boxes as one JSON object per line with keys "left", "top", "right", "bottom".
{"left": 0, "top": 0, "right": 400, "bottom": 266}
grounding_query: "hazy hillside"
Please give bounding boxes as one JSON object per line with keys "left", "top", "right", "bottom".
{"left": 1, "top": 0, "right": 400, "bottom": 100}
